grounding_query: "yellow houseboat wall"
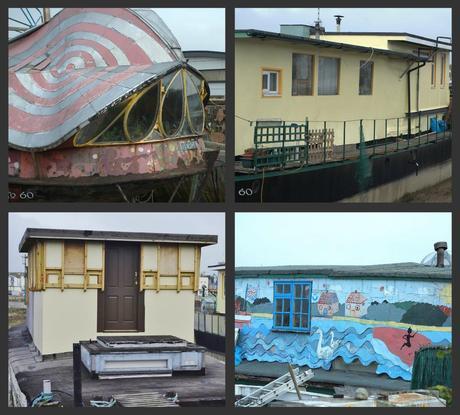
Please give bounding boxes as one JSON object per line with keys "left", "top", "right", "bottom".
{"left": 216, "top": 269, "right": 225, "bottom": 314}
{"left": 235, "top": 37, "right": 449, "bottom": 156}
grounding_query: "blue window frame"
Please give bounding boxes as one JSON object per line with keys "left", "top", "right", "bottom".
{"left": 273, "top": 280, "right": 312, "bottom": 332}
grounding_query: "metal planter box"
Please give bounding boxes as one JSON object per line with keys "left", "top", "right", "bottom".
{"left": 80, "top": 336, "right": 206, "bottom": 378}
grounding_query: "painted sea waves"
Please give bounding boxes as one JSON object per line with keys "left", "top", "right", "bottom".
{"left": 236, "top": 316, "right": 451, "bottom": 381}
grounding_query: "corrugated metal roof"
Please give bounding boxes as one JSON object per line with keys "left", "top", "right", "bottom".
{"left": 235, "top": 29, "right": 429, "bottom": 62}
{"left": 235, "top": 263, "right": 451, "bottom": 280}
{"left": 8, "top": 8, "right": 204, "bottom": 152}
{"left": 19, "top": 227, "right": 217, "bottom": 252}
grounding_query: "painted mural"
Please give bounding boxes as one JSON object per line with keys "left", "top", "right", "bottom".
{"left": 235, "top": 277, "right": 452, "bottom": 381}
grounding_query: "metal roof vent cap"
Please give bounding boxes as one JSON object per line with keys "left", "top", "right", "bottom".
{"left": 420, "top": 241, "right": 451, "bottom": 267}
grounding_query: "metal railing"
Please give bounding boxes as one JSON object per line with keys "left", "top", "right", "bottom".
{"left": 194, "top": 311, "right": 225, "bottom": 337}
{"left": 247, "top": 111, "right": 450, "bottom": 170}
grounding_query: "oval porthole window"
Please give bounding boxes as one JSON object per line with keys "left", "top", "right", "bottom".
{"left": 185, "top": 71, "right": 205, "bottom": 135}
{"left": 74, "top": 100, "right": 127, "bottom": 146}
{"left": 124, "top": 82, "right": 161, "bottom": 142}
{"left": 161, "top": 71, "right": 184, "bottom": 137}
{"left": 94, "top": 114, "right": 126, "bottom": 144}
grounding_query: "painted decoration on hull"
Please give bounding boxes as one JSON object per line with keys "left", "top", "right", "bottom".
{"left": 235, "top": 277, "right": 452, "bottom": 381}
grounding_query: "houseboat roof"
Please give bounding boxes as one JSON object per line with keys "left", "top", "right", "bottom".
{"left": 323, "top": 32, "right": 452, "bottom": 49}
{"left": 235, "top": 262, "right": 451, "bottom": 281}
{"left": 8, "top": 8, "right": 205, "bottom": 152}
{"left": 235, "top": 29, "right": 432, "bottom": 61}
{"left": 19, "top": 228, "right": 217, "bottom": 252}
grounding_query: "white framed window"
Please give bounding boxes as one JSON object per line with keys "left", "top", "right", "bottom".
{"left": 431, "top": 53, "right": 436, "bottom": 87}
{"left": 440, "top": 53, "right": 447, "bottom": 87}
{"left": 262, "top": 69, "right": 281, "bottom": 96}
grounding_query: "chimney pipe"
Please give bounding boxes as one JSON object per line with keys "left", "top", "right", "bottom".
{"left": 434, "top": 241, "right": 448, "bottom": 268}
{"left": 334, "top": 15, "right": 344, "bottom": 33}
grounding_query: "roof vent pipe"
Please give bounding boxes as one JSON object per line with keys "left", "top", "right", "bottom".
{"left": 314, "top": 8, "right": 322, "bottom": 39}
{"left": 334, "top": 15, "right": 344, "bottom": 33}
{"left": 434, "top": 241, "right": 448, "bottom": 268}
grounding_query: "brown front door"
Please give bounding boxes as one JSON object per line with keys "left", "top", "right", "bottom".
{"left": 98, "top": 242, "right": 144, "bottom": 332}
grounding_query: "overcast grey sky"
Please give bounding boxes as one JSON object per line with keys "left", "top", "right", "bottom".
{"left": 9, "top": 213, "right": 225, "bottom": 273}
{"left": 8, "top": 8, "right": 225, "bottom": 51}
{"left": 236, "top": 212, "right": 451, "bottom": 267}
{"left": 236, "top": 8, "right": 452, "bottom": 40}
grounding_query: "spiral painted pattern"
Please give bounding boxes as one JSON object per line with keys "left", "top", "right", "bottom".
{"left": 9, "top": 8, "right": 184, "bottom": 150}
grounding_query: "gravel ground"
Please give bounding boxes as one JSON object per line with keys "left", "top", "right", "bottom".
{"left": 398, "top": 178, "right": 452, "bottom": 203}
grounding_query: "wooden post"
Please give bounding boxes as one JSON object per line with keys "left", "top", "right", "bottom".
{"left": 42, "top": 8, "right": 51, "bottom": 23}
{"left": 73, "top": 343, "right": 83, "bottom": 407}
{"left": 288, "top": 364, "right": 302, "bottom": 401}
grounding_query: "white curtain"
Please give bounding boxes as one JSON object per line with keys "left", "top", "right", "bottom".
{"left": 318, "top": 57, "right": 339, "bottom": 95}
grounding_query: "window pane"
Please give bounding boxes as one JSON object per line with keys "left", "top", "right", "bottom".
{"left": 275, "top": 283, "right": 283, "bottom": 294}
{"left": 283, "top": 299, "right": 290, "bottom": 312}
{"left": 283, "top": 284, "right": 291, "bottom": 294}
{"left": 262, "top": 74, "right": 268, "bottom": 90}
{"left": 294, "top": 299, "right": 301, "bottom": 313}
{"left": 303, "top": 285, "right": 310, "bottom": 298}
{"left": 269, "top": 72, "right": 278, "bottom": 92}
{"left": 293, "top": 313, "right": 300, "bottom": 327}
{"left": 161, "top": 71, "right": 184, "bottom": 136}
{"left": 318, "top": 57, "right": 339, "bottom": 95}
{"left": 292, "top": 54, "right": 313, "bottom": 96}
{"left": 275, "top": 313, "right": 282, "bottom": 327}
{"left": 359, "top": 61, "right": 373, "bottom": 95}
{"left": 283, "top": 314, "right": 290, "bottom": 326}
{"left": 95, "top": 115, "right": 125, "bottom": 143}
{"left": 125, "top": 82, "right": 161, "bottom": 142}
{"left": 275, "top": 299, "right": 283, "bottom": 312}
{"left": 295, "top": 284, "right": 302, "bottom": 297}
{"left": 76, "top": 99, "right": 128, "bottom": 145}
{"left": 301, "top": 314, "right": 309, "bottom": 328}
{"left": 185, "top": 72, "right": 205, "bottom": 134}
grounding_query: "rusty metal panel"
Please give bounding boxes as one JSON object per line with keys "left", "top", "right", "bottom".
{"left": 8, "top": 8, "right": 188, "bottom": 151}
{"left": 8, "top": 137, "right": 205, "bottom": 180}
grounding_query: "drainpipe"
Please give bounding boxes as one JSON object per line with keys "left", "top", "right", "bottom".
{"left": 407, "top": 60, "right": 426, "bottom": 140}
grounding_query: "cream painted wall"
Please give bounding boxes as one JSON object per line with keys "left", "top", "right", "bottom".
{"left": 86, "top": 242, "right": 103, "bottom": 269}
{"left": 142, "top": 244, "right": 158, "bottom": 270}
{"left": 144, "top": 291, "right": 195, "bottom": 343}
{"left": 216, "top": 270, "right": 225, "bottom": 314}
{"left": 33, "top": 289, "right": 196, "bottom": 355}
{"left": 40, "top": 289, "right": 98, "bottom": 355}
{"left": 45, "top": 241, "right": 61, "bottom": 268}
{"left": 235, "top": 38, "right": 450, "bottom": 155}
{"left": 180, "top": 245, "right": 195, "bottom": 272}
{"left": 27, "top": 291, "right": 44, "bottom": 353}
{"left": 320, "top": 34, "right": 405, "bottom": 49}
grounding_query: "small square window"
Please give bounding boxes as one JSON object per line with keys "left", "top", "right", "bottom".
{"left": 262, "top": 69, "right": 281, "bottom": 96}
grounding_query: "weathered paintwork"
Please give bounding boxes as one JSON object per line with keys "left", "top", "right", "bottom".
{"left": 8, "top": 8, "right": 186, "bottom": 151}
{"left": 235, "top": 275, "right": 451, "bottom": 381}
{"left": 8, "top": 137, "right": 205, "bottom": 180}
